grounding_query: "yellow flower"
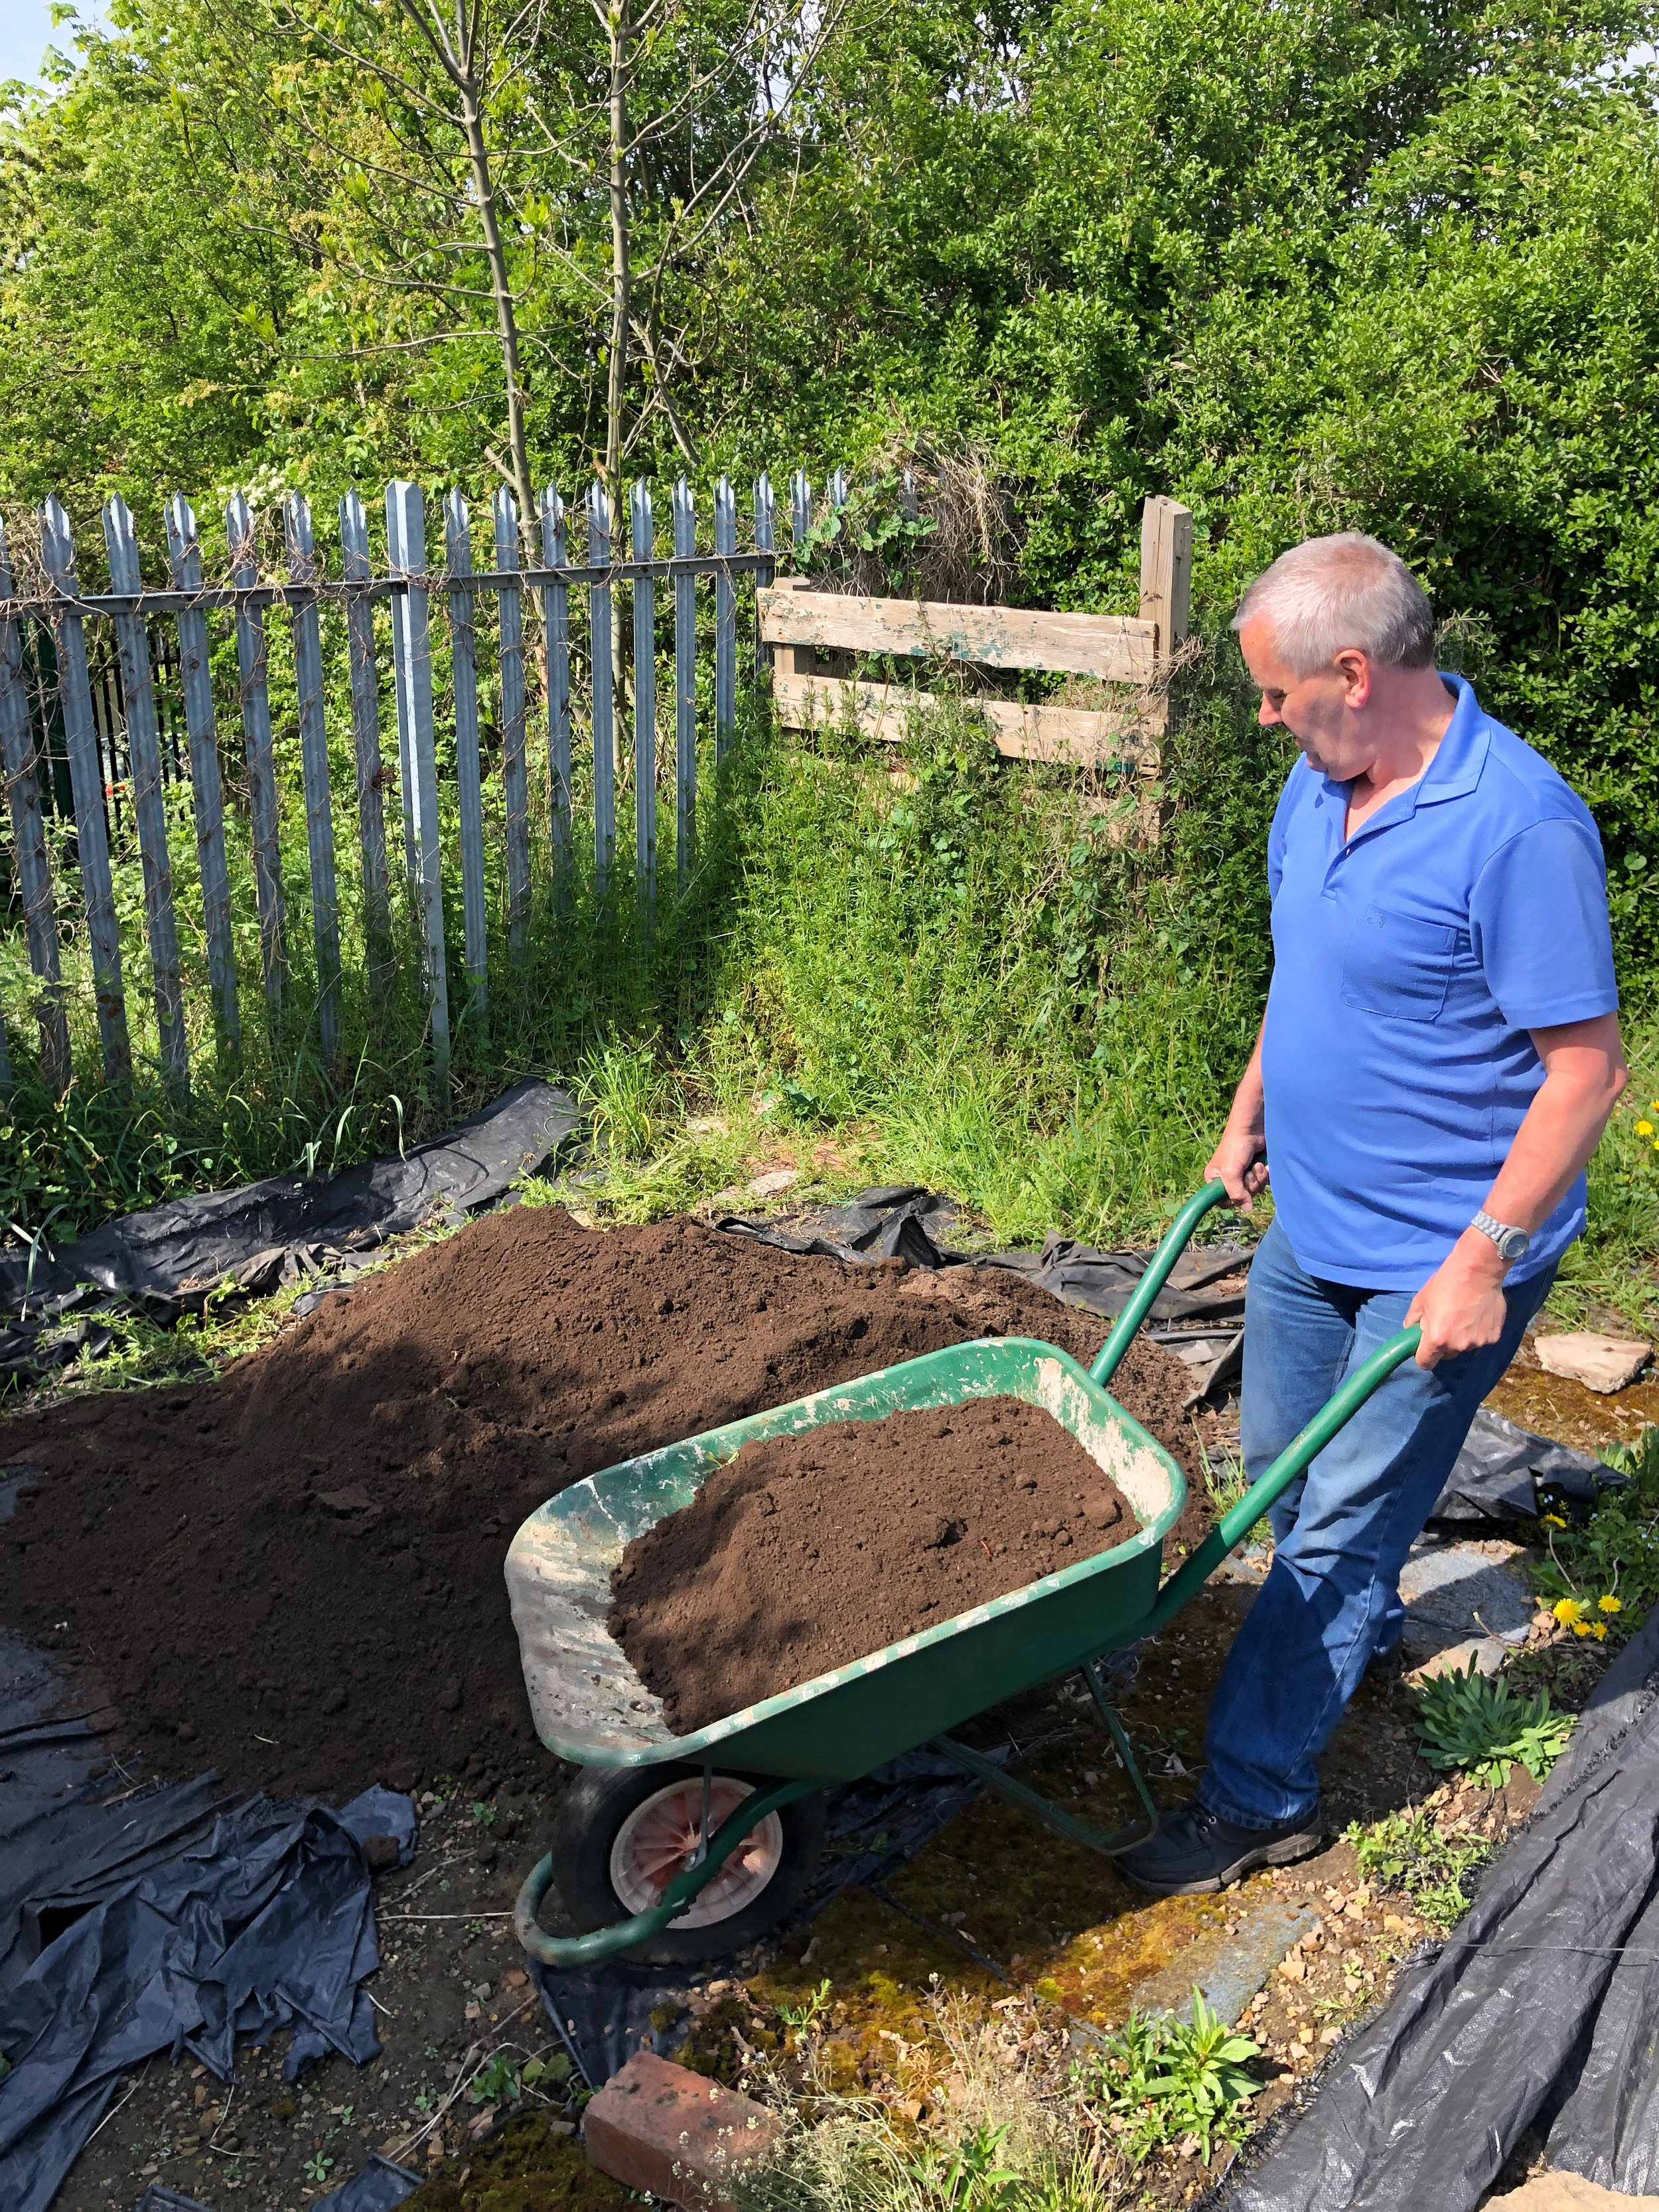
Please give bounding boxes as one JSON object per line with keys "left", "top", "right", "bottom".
{"left": 1592, "top": 1622, "right": 1609, "bottom": 1641}
{"left": 1600, "top": 1593, "right": 1623, "bottom": 1613}
{"left": 1555, "top": 1597, "right": 1587, "bottom": 1627}
{"left": 1640, "top": 1121, "right": 1656, "bottom": 1138}
{"left": 1542, "top": 1512, "right": 1567, "bottom": 1528}
{"left": 1574, "top": 1619, "right": 1593, "bottom": 1637}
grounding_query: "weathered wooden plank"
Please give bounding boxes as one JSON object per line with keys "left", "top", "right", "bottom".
{"left": 0, "top": 522, "right": 70, "bottom": 1090}
{"left": 39, "top": 498, "right": 129, "bottom": 1082}
{"left": 104, "top": 496, "right": 189, "bottom": 1094}
{"left": 492, "top": 489, "right": 531, "bottom": 961}
{"left": 1139, "top": 495, "right": 1193, "bottom": 656}
{"left": 226, "top": 492, "right": 287, "bottom": 1018}
{"left": 772, "top": 670, "right": 1163, "bottom": 765}
{"left": 165, "top": 495, "right": 240, "bottom": 1057}
{"left": 630, "top": 480, "right": 656, "bottom": 919}
{"left": 714, "top": 476, "right": 736, "bottom": 760}
{"left": 757, "top": 586, "right": 1157, "bottom": 683}
{"left": 753, "top": 474, "right": 776, "bottom": 679}
{"left": 672, "top": 477, "right": 696, "bottom": 894}
{"left": 444, "top": 489, "right": 488, "bottom": 1031}
{"left": 588, "top": 482, "right": 615, "bottom": 889}
{"left": 284, "top": 493, "right": 342, "bottom": 1063}
{"left": 540, "top": 486, "right": 572, "bottom": 876}
{"left": 385, "top": 481, "right": 451, "bottom": 1087}
{"left": 338, "top": 490, "right": 392, "bottom": 968}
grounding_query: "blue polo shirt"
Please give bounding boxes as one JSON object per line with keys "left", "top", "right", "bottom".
{"left": 1262, "top": 675, "right": 1618, "bottom": 1291}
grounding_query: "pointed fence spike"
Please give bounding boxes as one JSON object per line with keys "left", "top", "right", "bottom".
{"left": 226, "top": 490, "right": 287, "bottom": 1020}
{"left": 338, "top": 488, "right": 392, "bottom": 976}
{"left": 284, "top": 490, "right": 340, "bottom": 1063}
{"left": 165, "top": 492, "right": 239, "bottom": 1057}
{"left": 630, "top": 479, "right": 656, "bottom": 924}
{"left": 493, "top": 487, "right": 530, "bottom": 962}
{"left": 40, "top": 494, "right": 129, "bottom": 1082}
{"left": 444, "top": 487, "right": 488, "bottom": 1037}
{"left": 714, "top": 476, "right": 737, "bottom": 761}
{"left": 672, "top": 477, "right": 697, "bottom": 895}
{"left": 540, "top": 484, "right": 571, "bottom": 883}
{"left": 588, "top": 479, "right": 614, "bottom": 891}
{"left": 385, "top": 480, "right": 449, "bottom": 1089}
{"left": 0, "top": 516, "right": 70, "bottom": 1089}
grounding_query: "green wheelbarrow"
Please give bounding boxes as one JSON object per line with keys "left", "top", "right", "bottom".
{"left": 507, "top": 1180, "right": 1421, "bottom": 1968}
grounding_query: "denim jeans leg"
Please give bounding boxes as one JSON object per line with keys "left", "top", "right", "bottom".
{"left": 1200, "top": 1245, "right": 1556, "bottom": 1830}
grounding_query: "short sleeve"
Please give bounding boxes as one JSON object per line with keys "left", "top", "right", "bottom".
{"left": 1470, "top": 816, "right": 1619, "bottom": 1029}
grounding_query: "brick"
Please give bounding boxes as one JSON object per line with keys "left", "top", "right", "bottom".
{"left": 583, "top": 2052, "right": 784, "bottom": 2212}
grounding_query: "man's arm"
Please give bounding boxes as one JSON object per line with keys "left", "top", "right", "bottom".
{"left": 1406, "top": 1011, "right": 1628, "bottom": 1368}
{"left": 1206, "top": 1020, "right": 1271, "bottom": 1208}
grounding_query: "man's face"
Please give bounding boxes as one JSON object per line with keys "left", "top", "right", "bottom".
{"left": 1237, "top": 615, "right": 1372, "bottom": 780}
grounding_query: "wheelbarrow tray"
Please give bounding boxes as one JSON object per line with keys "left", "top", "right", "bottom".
{"left": 505, "top": 1333, "right": 1185, "bottom": 1785}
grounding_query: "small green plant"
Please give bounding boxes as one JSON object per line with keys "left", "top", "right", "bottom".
{"left": 303, "top": 2151, "right": 336, "bottom": 2183}
{"left": 905, "top": 2120, "right": 1020, "bottom": 2211}
{"left": 575, "top": 1041, "right": 676, "bottom": 1161}
{"left": 1413, "top": 1662, "right": 1573, "bottom": 1788}
{"left": 1078, "top": 1988, "right": 1261, "bottom": 2164}
{"left": 776, "top": 1978, "right": 833, "bottom": 2033}
{"left": 471, "top": 1799, "right": 496, "bottom": 1826}
{"left": 470, "top": 2052, "right": 522, "bottom": 2105}
{"left": 523, "top": 2051, "right": 574, "bottom": 2091}
{"left": 1345, "top": 1810, "right": 1494, "bottom": 1931}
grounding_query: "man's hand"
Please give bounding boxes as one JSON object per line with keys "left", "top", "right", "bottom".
{"left": 1206, "top": 1127, "right": 1270, "bottom": 1211}
{"left": 1405, "top": 1232, "right": 1510, "bottom": 1369}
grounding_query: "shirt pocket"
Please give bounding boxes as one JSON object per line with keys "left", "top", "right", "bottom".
{"left": 1340, "top": 905, "right": 1459, "bottom": 1023}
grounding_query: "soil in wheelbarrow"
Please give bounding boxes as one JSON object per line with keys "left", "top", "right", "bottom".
{"left": 609, "top": 1396, "right": 1145, "bottom": 1731}
{"left": 0, "top": 1205, "right": 1207, "bottom": 1804}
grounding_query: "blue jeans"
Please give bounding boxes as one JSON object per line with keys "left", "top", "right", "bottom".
{"left": 1198, "top": 1217, "right": 1556, "bottom": 1829}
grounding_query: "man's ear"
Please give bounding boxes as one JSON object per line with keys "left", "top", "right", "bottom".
{"left": 1333, "top": 648, "right": 1372, "bottom": 709}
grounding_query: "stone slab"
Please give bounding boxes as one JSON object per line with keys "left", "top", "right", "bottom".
{"left": 1534, "top": 1332, "right": 1652, "bottom": 1395}
{"left": 1490, "top": 2174, "right": 1659, "bottom": 2209}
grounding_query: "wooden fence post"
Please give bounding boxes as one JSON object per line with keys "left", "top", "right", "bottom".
{"left": 540, "top": 485, "right": 572, "bottom": 883}
{"left": 386, "top": 480, "right": 451, "bottom": 1089}
{"left": 493, "top": 488, "right": 531, "bottom": 961}
{"left": 226, "top": 492, "right": 287, "bottom": 1021}
{"left": 0, "top": 522, "right": 71, "bottom": 1092}
{"left": 1138, "top": 496, "right": 1193, "bottom": 660}
{"left": 104, "top": 495, "right": 189, "bottom": 1096}
{"left": 630, "top": 480, "right": 656, "bottom": 924}
{"left": 165, "top": 494, "right": 240, "bottom": 1058}
{"left": 444, "top": 489, "right": 488, "bottom": 1034}
{"left": 672, "top": 477, "right": 696, "bottom": 895}
{"left": 589, "top": 481, "right": 615, "bottom": 890}
{"left": 284, "top": 494, "right": 342, "bottom": 1063}
{"left": 338, "top": 490, "right": 392, "bottom": 971}
{"left": 38, "top": 497, "right": 129, "bottom": 1084}
{"left": 714, "top": 476, "right": 736, "bottom": 760}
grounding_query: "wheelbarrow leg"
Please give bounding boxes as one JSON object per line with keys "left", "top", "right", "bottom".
{"left": 1080, "top": 1658, "right": 1161, "bottom": 1833}
{"left": 930, "top": 1735, "right": 1154, "bottom": 1857}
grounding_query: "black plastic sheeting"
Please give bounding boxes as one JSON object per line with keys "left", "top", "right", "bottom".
{"left": 533, "top": 1743, "right": 1018, "bottom": 2087}
{"left": 1431, "top": 1405, "right": 1610, "bottom": 1525}
{"left": 1222, "top": 1605, "right": 1659, "bottom": 2211}
{"left": 0, "top": 1078, "right": 579, "bottom": 1375}
{"left": 0, "top": 1772, "right": 416, "bottom": 2212}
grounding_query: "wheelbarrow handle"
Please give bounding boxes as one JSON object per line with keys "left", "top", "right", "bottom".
{"left": 1125, "top": 1322, "right": 1425, "bottom": 1642}
{"left": 1090, "top": 1178, "right": 1230, "bottom": 1388}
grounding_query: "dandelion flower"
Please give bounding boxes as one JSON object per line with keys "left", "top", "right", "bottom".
{"left": 1640, "top": 1122, "right": 1656, "bottom": 1138}
{"left": 1592, "top": 1623, "right": 1609, "bottom": 1641}
{"left": 1600, "top": 1594, "right": 1623, "bottom": 1613}
{"left": 1555, "top": 1597, "right": 1587, "bottom": 1627}
{"left": 1574, "top": 1619, "right": 1593, "bottom": 1637}
{"left": 1542, "top": 1512, "right": 1567, "bottom": 1528}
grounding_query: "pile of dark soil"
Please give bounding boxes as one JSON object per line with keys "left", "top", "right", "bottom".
{"left": 0, "top": 1207, "right": 1200, "bottom": 1803}
{"left": 611, "top": 1397, "right": 1140, "bottom": 1731}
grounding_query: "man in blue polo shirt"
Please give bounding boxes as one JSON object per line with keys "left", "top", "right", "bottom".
{"left": 1119, "top": 531, "right": 1627, "bottom": 1895}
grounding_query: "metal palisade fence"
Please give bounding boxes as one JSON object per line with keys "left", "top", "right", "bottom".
{"left": 0, "top": 470, "right": 829, "bottom": 1100}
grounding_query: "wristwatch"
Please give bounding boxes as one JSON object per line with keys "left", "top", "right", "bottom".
{"left": 1470, "top": 1209, "right": 1531, "bottom": 1265}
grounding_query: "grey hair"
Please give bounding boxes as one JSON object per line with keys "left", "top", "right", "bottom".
{"left": 1231, "top": 532, "right": 1435, "bottom": 675}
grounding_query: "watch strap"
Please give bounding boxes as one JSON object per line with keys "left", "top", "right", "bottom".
{"left": 1471, "top": 1209, "right": 1530, "bottom": 1263}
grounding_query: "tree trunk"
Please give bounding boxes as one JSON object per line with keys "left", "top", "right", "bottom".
{"left": 605, "top": 0, "right": 630, "bottom": 488}
{"left": 457, "top": 70, "right": 536, "bottom": 555}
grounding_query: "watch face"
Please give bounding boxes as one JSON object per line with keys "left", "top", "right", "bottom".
{"left": 1498, "top": 1226, "right": 1530, "bottom": 1260}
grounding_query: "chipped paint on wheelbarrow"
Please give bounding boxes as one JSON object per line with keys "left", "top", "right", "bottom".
{"left": 504, "top": 1333, "right": 1185, "bottom": 1784}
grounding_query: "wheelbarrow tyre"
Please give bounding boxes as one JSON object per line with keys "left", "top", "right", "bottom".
{"left": 548, "top": 1763, "right": 827, "bottom": 1966}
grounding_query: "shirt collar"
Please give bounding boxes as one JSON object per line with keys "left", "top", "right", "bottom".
{"left": 1317, "top": 672, "right": 1490, "bottom": 829}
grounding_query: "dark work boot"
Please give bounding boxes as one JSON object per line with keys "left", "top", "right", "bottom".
{"left": 1116, "top": 1797, "right": 1324, "bottom": 1896}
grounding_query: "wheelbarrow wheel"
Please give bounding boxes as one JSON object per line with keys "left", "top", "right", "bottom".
{"left": 548, "top": 1763, "right": 826, "bottom": 1965}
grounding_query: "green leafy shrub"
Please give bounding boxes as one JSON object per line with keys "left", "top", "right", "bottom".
{"left": 1413, "top": 1664, "right": 1573, "bottom": 1790}
{"left": 1344, "top": 1810, "right": 1494, "bottom": 1933}
{"left": 1075, "top": 1989, "right": 1260, "bottom": 2165}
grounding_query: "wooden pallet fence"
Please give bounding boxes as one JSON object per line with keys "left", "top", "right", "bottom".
{"left": 0, "top": 474, "right": 777, "bottom": 1096}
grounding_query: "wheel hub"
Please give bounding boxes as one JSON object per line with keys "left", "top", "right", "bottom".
{"left": 609, "top": 1777, "right": 785, "bottom": 1927}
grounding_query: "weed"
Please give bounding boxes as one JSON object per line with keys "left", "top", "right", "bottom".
{"left": 778, "top": 1980, "right": 835, "bottom": 2035}
{"left": 1200, "top": 1436, "right": 1252, "bottom": 1522}
{"left": 302, "top": 2152, "right": 335, "bottom": 2183}
{"left": 1344, "top": 1810, "right": 1494, "bottom": 1931}
{"left": 471, "top": 1800, "right": 496, "bottom": 1826}
{"left": 905, "top": 2122, "right": 1019, "bottom": 2211}
{"left": 470, "top": 2053, "right": 522, "bottom": 2106}
{"left": 576, "top": 1040, "right": 677, "bottom": 1161}
{"left": 522, "top": 2051, "right": 573, "bottom": 2092}
{"left": 1413, "top": 1662, "right": 1574, "bottom": 1789}
{"left": 1075, "top": 1990, "right": 1261, "bottom": 2166}
{"left": 1530, "top": 1424, "right": 1659, "bottom": 1641}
